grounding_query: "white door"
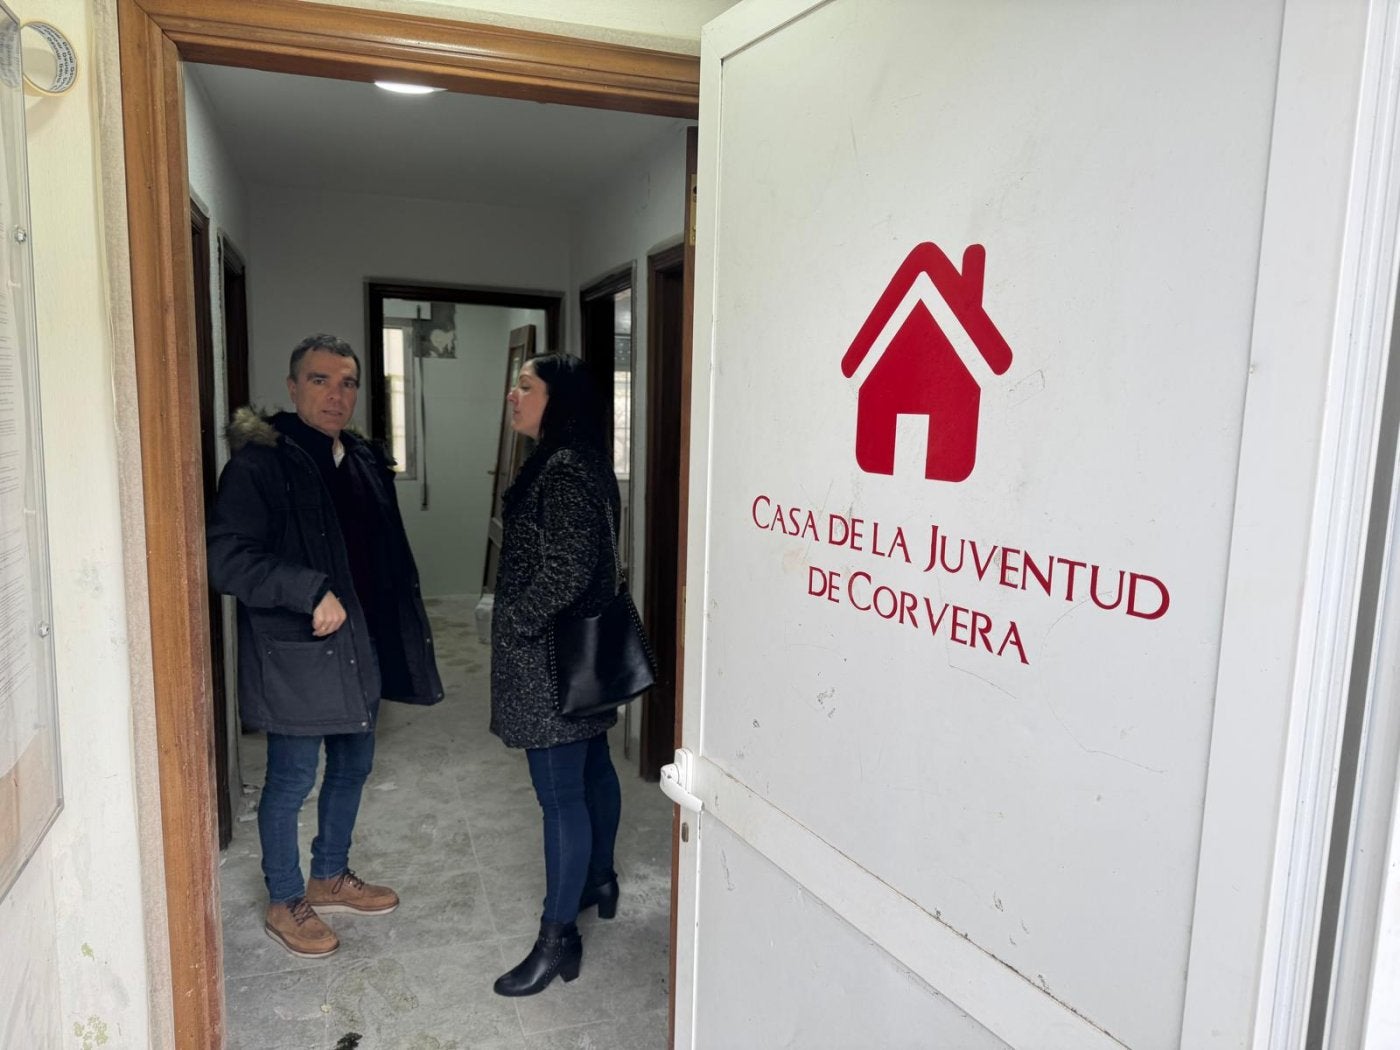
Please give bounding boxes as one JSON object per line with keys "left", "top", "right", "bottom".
{"left": 670, "top": 1, "right": 1387, "bottom": 1048}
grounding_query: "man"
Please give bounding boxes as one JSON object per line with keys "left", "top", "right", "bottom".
{"left": 208, "top": 333, "right": 443, "bottom": 959}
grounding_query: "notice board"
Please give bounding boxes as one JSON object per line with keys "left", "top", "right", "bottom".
{"left": 0, "top": 4, "right": 62, "bottom": 903}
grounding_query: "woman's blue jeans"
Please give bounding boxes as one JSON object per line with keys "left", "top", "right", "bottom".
{"left": 525, "top": 732, "right": 621, "bottom": 924}
{"left": 258, "top": 730, "right": 376, "bottom": 903}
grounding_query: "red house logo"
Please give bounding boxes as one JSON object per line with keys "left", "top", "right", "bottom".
{"left": 841, "top": 242, "right": 1013, "bottom": 482}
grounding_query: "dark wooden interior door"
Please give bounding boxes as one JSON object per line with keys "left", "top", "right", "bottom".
{"left": 192, "top": 203, "right": 232, "bottom": 849}
{"left": 220, "top": 238, "right": 250, "bottom": 767}
{"left": 221, "top": 237, "right": 249, "bottom": 412}
{"left": 641, "top": 245, "right": 686, "bottom": 781}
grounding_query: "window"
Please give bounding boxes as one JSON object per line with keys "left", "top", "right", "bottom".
{"left": 613, "top": 288, "right": 633, "bottom": 480}
{"left": 381, "top": 320, "right": 417, "bottom": 478}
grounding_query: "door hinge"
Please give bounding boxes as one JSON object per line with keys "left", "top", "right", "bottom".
{"left": 660, "top": 748, "right": 702, "bottom": 813}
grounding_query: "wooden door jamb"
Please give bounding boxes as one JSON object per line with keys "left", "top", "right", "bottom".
{"left": 116, "top": 2, "right": 697, "bottom": 1044}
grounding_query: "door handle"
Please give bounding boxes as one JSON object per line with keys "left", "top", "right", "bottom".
{"left": 659, "top": 748, "right": 702, "bottom": 813}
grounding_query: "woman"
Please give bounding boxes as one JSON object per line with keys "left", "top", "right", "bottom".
{"left": 490, "top": 353, "right": 624, "bottom": 997}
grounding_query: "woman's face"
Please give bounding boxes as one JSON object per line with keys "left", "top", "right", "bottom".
{"left": 507, "top": 361, "right": 548, "bottom": 440}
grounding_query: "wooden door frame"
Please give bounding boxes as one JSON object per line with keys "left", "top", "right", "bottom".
{"left": 116, "top": 2, "right": 697, "bottom": 1044}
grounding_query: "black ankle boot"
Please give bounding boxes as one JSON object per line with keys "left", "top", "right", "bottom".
{"left": 493, "top": 921, "right": 582, "bottom": 997}
{"left": 578, "top": 876, "right": 620, "bottom": 920}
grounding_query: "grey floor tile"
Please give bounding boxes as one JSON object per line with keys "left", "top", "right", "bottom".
{"left": 350, "top": 806, "right": 478, "bottom": 883}
{"left": 223, "top": 596, "right": 676, "bottom": 1049}
{"left": 472, "top": 817, "right": 548, "bottom": 877}
{"left": 458, "top": 756, "right": 536, "bottom": 801}
{"left": 219, "top": 851, "right": 268, "bottom": 908}
{"left": 524, "top": 1009, "right": 669, "bottom": 1050}
{"left": 361, "top": 756, "right": 471, "bottom": 810}
{"left": 330, "top": 867, "right": 498, "bottom": 957}
{"left": 324, "top": 942, "right": 525, "bottom": 1050}
{"left": 225, "top": 967, "right": 332, "bottom": 1050}
{"left": 479, "top": 859, "right": 549, "bottom": 941}
{"left": 596, "top": 866, "right": 671, "bottom": 929}
{"left": 469, "top": 774, "right": 542, "bottom": 807}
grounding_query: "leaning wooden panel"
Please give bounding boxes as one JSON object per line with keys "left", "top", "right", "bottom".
{"left": 136, "top": 0, "right": 700, "bottom": 116}
{"left": 117, "top": 1, "right": 225, "bottom": 1046}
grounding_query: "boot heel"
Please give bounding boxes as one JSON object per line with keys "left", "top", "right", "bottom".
{"left": 580, "top": 877, "right": 620, "bottom": 920}
{"left": 560, "top": 951, "right": 582, "bottom": 982}
{"left": 494, "top": 922, "right": 582, "bottom": 996}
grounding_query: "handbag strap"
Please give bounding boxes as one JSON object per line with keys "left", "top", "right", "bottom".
{"left": 601, "top": 496, "right": 622, "bottom": 596}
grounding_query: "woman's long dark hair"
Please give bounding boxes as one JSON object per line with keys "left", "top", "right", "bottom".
{"left": 502, "top": 353, "right": 610, "bottom": 512}
{"left": 528, "top": 353, "right": 608, "bottom": 452}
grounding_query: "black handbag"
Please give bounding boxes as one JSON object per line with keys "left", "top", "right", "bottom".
{"left": 549, "top": 500, "right": 657, "bottom": 719}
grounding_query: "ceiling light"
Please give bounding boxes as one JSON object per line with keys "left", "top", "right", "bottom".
{"left": 375, "top": 81, "right": 445, "bottom": 95}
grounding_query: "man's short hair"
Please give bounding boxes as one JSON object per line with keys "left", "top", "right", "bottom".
{"left": 289, "top": 334, "right": 360, "bottom": 381}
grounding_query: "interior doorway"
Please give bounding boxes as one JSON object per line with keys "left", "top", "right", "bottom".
{"left": 641, "top": 245, "right": 686, "bottom": 781}
{"left": 190, "top": 199, "right": 233, "bottom": 850}
{"left": 220, "top": 236, "right": 249, "bottom": 414}
{"left": 580, "top": 268, "right": 636, "bottom": 578}
{"left": 363, "top": 280, "right": 560, "bottom": 600}
{"left": 117, "top": 3, "right": 700, "bottom": 1045}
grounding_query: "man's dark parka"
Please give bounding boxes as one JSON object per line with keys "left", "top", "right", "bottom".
{"left": 207, "top": 408, "right": 443, "bottom": 736}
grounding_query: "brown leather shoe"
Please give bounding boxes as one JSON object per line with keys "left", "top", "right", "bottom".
{"left": 305, "top": 869, "right": 399, "bottom": 915}
{"left": 264, "top": 897, "right": 339, "bottom": 958}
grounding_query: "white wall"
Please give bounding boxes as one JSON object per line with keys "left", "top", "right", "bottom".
{"left": 305, "top": 0, "right": 737, "bottom": 53}
{"left": 184, "top": 66, "right": 252, "bottom": 449}
{"left": 16, "top": 1, "right": 705, "bottom": 1046}
{"left": 567, "top": 123, "right": 689, "bottom": 362}
{"left": 248, "top": 184, "right": 569, "bottom": 418}
{"left": 387, "top": 300, "right": 546, "bottom": 597}
{"left": 248, "top": 185, "right": 568, "bottom": 599}
{"left": 0, "top": 1, "right": 164, "bottom": 1047}
{"left": 567, "top": 122, "right": 689, "bottom": 730}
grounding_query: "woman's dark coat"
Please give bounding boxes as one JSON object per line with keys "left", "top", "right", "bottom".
{"left": 491, "top": 443, "right": 620, "bottom": 749}
{"left": 207, "top": 408, "right": 443, "bottom": 736}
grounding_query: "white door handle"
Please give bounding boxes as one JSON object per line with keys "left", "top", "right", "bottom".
{"left": 660, "top": 748, "right": 703, "bottom": 813}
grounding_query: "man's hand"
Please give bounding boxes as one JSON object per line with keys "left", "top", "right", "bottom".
{"left": 311, "top": 591, "right": 347, "bottom": 637}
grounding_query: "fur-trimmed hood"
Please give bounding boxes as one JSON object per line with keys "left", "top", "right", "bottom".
{"left": 226, "top": 406, "right": 278, "bottom": 452}
{"left": 226, "top": 407, "right": 369, "bottom": 454}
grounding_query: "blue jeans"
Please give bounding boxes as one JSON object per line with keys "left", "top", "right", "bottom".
{"left": 525, "top": 733, "right": 621, "bottom": 924}
{"left": 258, "top": 730, "right": 376, "bottom": 903}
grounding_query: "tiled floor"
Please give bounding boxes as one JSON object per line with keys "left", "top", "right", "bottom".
{"left": 219, "top": 597, "right": 674, "bottom": 1050}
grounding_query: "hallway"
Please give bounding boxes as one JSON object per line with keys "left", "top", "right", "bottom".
{"left": 217, "top": 597, "right": 673, "bottom": 1050}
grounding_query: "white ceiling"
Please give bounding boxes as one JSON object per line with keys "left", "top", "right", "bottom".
{"left": 187, "top": 63, "right": 689, "bottom": 208}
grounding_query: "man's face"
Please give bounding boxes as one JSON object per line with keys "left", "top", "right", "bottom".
{"left": 287, "top": 349, "right": 359, "bottom": 438}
